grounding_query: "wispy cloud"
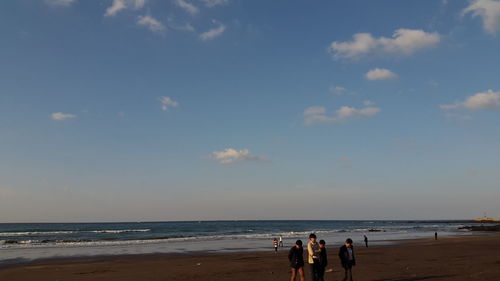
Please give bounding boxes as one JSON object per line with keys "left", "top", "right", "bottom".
{"left": 329, "top": 29, "right": 440, "bottom": 60}
{"left": 105, "top": 0, "right": 146, "bottom": 17}
{"left": 45, "top": 0, "right": 76, "bottom": 7}
{"left": 440, "top": 89, "right": 500, "bottom": 110}
{"left": 174, "top": 0, "right": 199, "bottom": 15}
{"left": 137, "top": 15, "right": 165, "bottom": 33}
{"left": 170, "top": 22, "right": 195, "bottom": 32}
{"left": 445, "top": 113, "right": 473, "bottom": 121}
{"left": 304, "top": 104, "right": 381, "bottom": 125}
{"left": 211, "top": 148, "right": 264, "bottom": 164}
{"left": 329, "top": 85, "right": 347, "bottom": 95}
{"left": 159, "top": 96, "right": 179, "bottom": 111}
{"left": 51, "top": 112, "right": 76, "bottom": 121}
{"left": 463, "top": 0, "right": 500, "bottom": 34}
{"left": 199, "top": 21, "right": 226, "bottom": 40}
{"left": 365, "top": 68, "right": 398, "bottom": 81}
{"left": 200, "top": 0, "right": 230, "bottom": 7}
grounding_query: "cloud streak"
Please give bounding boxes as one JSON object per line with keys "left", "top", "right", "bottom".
{"left": 463, "top": 0, "right": 500, "bottom": 34}
{"left": 365, "top": 68, "right": 398, "bottom": 80}
{"left": 174, "top": 0, "right": 199, "bottom": 15}
{"left": 304, "top": 104, "right": 381, "bottom": 125}
{"left": 45, "top": 0, "right": 76, "bottom": 7}
{"left": 137, "top": 15, "right": 165, "bottom": 33}
{"left": 51, "top": 112, "right": 76, "bottom": 120}
{"left": 211, "top": 148, "right": 264, "bottom": 164}
{"left": 105, "top": 0, "right": 146, "bottom": 17}
{"left": 199, "top": 21, "right": 226, "bottom": 40}
{"left": 440, "top": 89, "right": 500, "bottom": 110}
{"left": 159, "top": 96, "right": 179, "bottom": 111}
{"left": 329, "top": 29, "right": 440, "bottom": 60}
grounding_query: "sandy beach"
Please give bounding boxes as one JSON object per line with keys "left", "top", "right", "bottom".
{"left": 1, "top": 234, "right": 499, "bottom": 281}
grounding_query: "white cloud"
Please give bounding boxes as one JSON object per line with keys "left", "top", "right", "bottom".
{"left": 200, "top": 0, "right": 230, "bottom": 7}
{"left": 45, "top": 0, "right": 76, "bottom": 6}
{"left": 463, "top": 0, "right": 500, "bottom": 34}
{"left": 303, "top": 104, "right": 381, "bottom": 125}
{"left": 303, "top": 106, "right": 326, "bottom": 116}
{"left": 329, "top": 29, "right": 440, "bottom": 60}
{"left": 199, "top": 21, "right": 226, "bottom": 40}
{"left": 170, "top": 23, "right": 195, "bottom": 32}
{"left": 159, "top": 96, "right": 179, "bottom": 111}
{"left": 365, "top": 68, "right": 398, "bottom": 81}
{"left": 51, "top": 112, "right": 76, "bottom": 121}
{"left": 137, "top": 15, "right": 165, "bottom": 33}
{"left": 363, "top": 100, "right": 375, "bottom": 106}
{"left": 105, "top": 0, "right": 146, "bottom": 17}
{"left": 211, "top": 148, "right": 264, "bottom": 164}
{"left": 174, "top": 0, "right": 199, "bottom": 15}
{"left": 441, "top": 89, "right": 500, "bottom": 110}
{"left": 329, "top": 85, "right": 347, "bottom": 95}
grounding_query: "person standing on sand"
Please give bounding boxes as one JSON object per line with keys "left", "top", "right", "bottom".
{"left": 307, "top": 233, "right": 321, "bottom": 281}
{"left": 280, "top": 235, "right": 284, "bottom": 247}
{"left": 364, "top": 235, "right": 368, "bottom": 248}
{"left": 435, "top": 232, "right": 438, "bottom": 240}
{"left": 317, "top": 240, "right": 328, "bottom": 281}
{"left": 288, "top": 240, "right": 306, "bottom": 281}
{"left": 338, "top": 238, "right": 356, "bottom": 281}
{"left": 274, "top": 238, "right": 279, "bottom": 253}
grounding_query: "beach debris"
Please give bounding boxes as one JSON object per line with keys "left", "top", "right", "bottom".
{"left": 196, "top": 263, "right": 201, "bottom": 266}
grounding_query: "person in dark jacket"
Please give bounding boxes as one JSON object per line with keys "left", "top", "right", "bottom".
{"left": 338, "top": 238, "right": 356, "bottom": 281}
{"left": 364, "top": 235, "right": 368, "bottom": 248}
{"left": 288, "top": 240, "right": 306, "bottom": 281}
{"left": 317, "top": 240, "right": 328, "bottom": 281}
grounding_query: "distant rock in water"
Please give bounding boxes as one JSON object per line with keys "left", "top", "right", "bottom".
{"left": 459, "top": 225, "right": 500, "bottom": 231}
{"left": 4, "top": 240, "right": 19, "bottom": 244}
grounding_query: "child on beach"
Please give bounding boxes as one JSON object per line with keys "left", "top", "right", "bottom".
{"left": 307, "top": 233, "right": 321, "bottom": 281}
{"left": 318, "top": 240, "right": 328, "bottom": 281}
{"left": 288, "top": 240, "right": 305, "bottom": 281}
{"left": 274, "top": 238, "right": 279, "bottom": 253}
{"left": 338, "top": 238, "right": 356, "bottom": 281}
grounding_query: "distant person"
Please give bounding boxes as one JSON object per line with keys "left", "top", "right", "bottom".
{"left": 339, "top": 238, "right": 356, "bottom": 281}
{"left": 364, "top": 235, "right": 368, "bottom": 248}
{"left": 288, "top": 239, "right": 306, "bottom": 281}
{"left": 280, "top": 235, "right": 284, "bottom": 247}
{"left": 274, "top": 238, "right": 279, "bottom": 253}
{"left": 435, "top": 232, "right": 438, "bottom": 240}
{"left": 307, "top": 233, "right": 321, "bottom": 281}
{"left": 318, "top": 240, "right": 328, "bottom": 281}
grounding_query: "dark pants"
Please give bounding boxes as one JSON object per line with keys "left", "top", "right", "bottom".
{"left": 317, "top": 265, "right": 326, "bottom": 281}
{"left": 308, "top": 262, "right": 320, "bottom": 281}
{"left": 342, "top": 266, "right": 353, "bottom": 281}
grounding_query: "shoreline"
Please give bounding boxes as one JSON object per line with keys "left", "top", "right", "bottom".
{"left": 1, "top": 234, "right": 499, "bottom": 280}
{"left": 0, "top": 233, "right": 495, "bottom": 266}
{"left": 0, "top": 232, "right": 479, "bottom": 267}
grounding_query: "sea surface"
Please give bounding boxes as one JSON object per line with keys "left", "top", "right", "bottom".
{"left": 0, "top": 220, "right": 480, "bottom": 264}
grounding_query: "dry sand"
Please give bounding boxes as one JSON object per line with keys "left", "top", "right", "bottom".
{"left": 1, "top": 234, "right": 499, "bottom": 281}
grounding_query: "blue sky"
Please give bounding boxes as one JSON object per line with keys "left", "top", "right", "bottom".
{"left": 1, "top": 0, "right": 500, "bottom": 222}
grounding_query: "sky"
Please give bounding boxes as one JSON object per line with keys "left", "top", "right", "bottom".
{"left": 1, "top": 0, "right": 500, "bottom": 222}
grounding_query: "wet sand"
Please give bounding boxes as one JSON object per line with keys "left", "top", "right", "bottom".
{"left": 1, "top": 234, "right": 499, "bottom": 281}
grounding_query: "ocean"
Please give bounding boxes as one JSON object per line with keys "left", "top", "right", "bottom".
{"left": 0, "top": 220, "right": 477, "bottom": 264}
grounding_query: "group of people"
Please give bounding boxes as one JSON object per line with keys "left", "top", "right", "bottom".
{"left": 285, "top": 234, "right": 356, "bottom": 281}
